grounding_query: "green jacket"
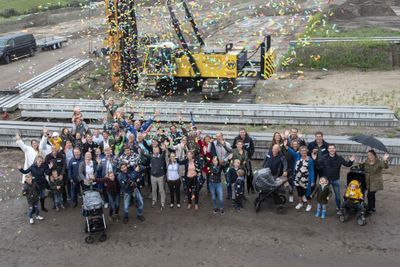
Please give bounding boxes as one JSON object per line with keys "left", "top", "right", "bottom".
{"left": 314, "top": 184, "right": 332, "bottom": 204}
{"left": 360, "top": 160, "right": 389, "bottom": 192}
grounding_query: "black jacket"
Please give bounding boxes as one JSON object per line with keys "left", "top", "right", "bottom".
{"left": 19, "top": 163, "right": 50, "bottom": 190}
{"left": 318, "top": 154, "right": 354, "bottom": 181}
{"left": 262, "top": 152, "right": 288, "bottom": 177}
{"left": 45, "top": 152, "right": 66, "bottom": 176}
{"left": 232, "top": 134, "right": 255, "bottom": 159}
{"left": 49, "top": 178, "right": 64, "bottom": 192}
{"left": 150, "top": 152, "right": 166, "bottom": 177}
{"left": 307, "top": 140, "right": 329, "bottom": 159}
{"left": 314, "top": 184, "right": 332, "bottom": 204}
{"left": 82, "top": 141, "right": 99, "bottom": 158}
{"left": 23, "top": 182, "right": 40, "bottom": 205}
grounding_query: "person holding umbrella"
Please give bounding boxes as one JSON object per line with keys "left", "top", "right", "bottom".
{"left": 359, "top": 150, "right": 390, "bottom": 215}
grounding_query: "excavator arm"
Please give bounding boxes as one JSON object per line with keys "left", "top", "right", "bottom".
{"left": 166, "top": 0, "right": 201, "bottom": 78}
{"left": 181, "top": 0, "right": 205, "bottom": 47}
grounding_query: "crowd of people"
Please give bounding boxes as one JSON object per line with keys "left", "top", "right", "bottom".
{"left": 17, "top": 97, "right": 390, "bottom": 225}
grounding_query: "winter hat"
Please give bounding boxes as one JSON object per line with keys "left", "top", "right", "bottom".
{"left": 52, "top": 132, "right": 59, "bottom": 138}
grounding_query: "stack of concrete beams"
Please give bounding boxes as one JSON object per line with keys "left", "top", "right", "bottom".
{"left": 1, "top": 121, "right": 399, "bottom": 165}
{"left": 0, "top": 58, "right": 91, "bottom": 112}
{"left": 19, "top": 98, "right": 398, "bottom": 127}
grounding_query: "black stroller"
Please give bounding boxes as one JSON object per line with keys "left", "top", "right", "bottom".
{"left": 338, "top": 166, "right": 367, "bottom": 226}
{"left": 82, "top": 190, "right": 107, "bottom": 243}
{"left": 253, "top": 168, "right": 288, "bottom": 213}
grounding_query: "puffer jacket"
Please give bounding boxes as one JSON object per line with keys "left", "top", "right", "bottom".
{"left": 22, "top": 182, "right": 40, "bottom": 205}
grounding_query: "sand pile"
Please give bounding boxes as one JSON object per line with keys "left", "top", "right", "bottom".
{"left": 329, "top": 0, "right": 396, "bottom": 19}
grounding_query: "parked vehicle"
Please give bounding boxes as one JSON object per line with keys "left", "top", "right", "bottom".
{"left": 0, "top": 33, "right": 37, "bottom": 64}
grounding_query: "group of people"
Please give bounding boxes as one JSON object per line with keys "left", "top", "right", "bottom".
{"left": 17, "top": 97, "right": 390, "bottom": 224}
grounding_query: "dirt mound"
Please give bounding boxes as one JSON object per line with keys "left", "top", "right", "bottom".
{"left": 330, "top": 0, "right": 396, "bottom": 20}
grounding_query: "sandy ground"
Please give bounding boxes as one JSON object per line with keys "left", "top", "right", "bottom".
{"left": 0, "top": 149, "right": 400, "bottom": 267}
{"left": 256, "top": 70, "right": 400, "bottom": 114}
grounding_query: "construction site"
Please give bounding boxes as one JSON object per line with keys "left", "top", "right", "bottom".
{"left": 0, "top": 0, "right": 399, "bottom": 266}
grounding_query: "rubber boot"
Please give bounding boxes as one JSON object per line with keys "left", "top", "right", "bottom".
{"left": 321, "top": 209, "right": 326, "bottom": 219}
{"left": 40, "top": 198, "right": 48, "bottom": 212}
{"left": 315, "top": 205, "right": 321, "bottom": 218}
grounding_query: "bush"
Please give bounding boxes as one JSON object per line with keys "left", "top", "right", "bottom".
{"left": 0, "top": 8, "right": 20, "bottom": 18}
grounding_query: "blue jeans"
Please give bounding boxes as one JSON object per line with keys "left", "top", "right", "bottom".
{"left": 28, "top": 201, "right": 40, "bottom": 218}
{"left": 209, "top": 182, "right": 224, "bottom": 209}
{"left": 53, "top": 191, "right": 63, "bottom": 207}
{"left": 330, "top": 179, "right": 341, "bottom": 209}
{"left": 108, "top": 192, "right": 120, "bottom": 216}
{"left": 123, "top": 188, "right": 143, "bottom": 218}
{"left": 70, "top": 180, "right": 80, "bottom": 203}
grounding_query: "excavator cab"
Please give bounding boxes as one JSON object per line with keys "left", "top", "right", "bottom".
{"left": 143, "top": 42, "right": 177, "bottom": 77}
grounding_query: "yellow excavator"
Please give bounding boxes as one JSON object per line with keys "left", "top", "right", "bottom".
{"left": 105, "top": 0, "right": 275, "bottom": 99}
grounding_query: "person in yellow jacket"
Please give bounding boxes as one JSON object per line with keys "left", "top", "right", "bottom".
{"left": 345, "top": 180, "right": 363, "bottom": 202}
{"left": 49, "top": 132, "right": 62, "bottom": 151}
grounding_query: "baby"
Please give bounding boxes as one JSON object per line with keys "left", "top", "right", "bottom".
{"left": 345, "top": 180, "right": 363, "bottom": 202}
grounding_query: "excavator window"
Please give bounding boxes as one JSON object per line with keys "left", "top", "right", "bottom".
{"left": 146, "top": 46, "right": 175, "bottom": 74}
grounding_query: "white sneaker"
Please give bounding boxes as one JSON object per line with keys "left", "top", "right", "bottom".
{"left": 35, "top": 215, "right": 44, "bottom": 220}
{"left": 29, "top": 218, "right": 34, "bottom": 224}
{"left": 295, "top": 203, "right": 303, "bottom": 210}
{"left": 104, "top": 203, "right": 109, "bottom": 209}
{"left": 306, "top": 204, "right": 312, "bottom": 212}
{"left": 289, "top": 195, "right": 294, "bottom": 203}
{"left": 302, "top": 195, "right": 307, "bottom": 202}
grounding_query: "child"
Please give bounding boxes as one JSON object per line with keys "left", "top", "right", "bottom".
{"left": 49, "top": 169, "right": 64, "bottom": 211}
{"left": 234, "top": 169, "right": 246, "bottom": 211}
{"left": 345, "top": 180, "right": 363, "bottom": 202}
{"left": 22, "top": 175, "right": 44, "bottom": 224}
{"left": 226, "top": 159, "right": 240, "bottom": 200}
{"left": 209, "top": 157, "right": 224, "bottom": 215}
{"left": 314, "top": 177, "right": 332, "bottom": 219}
{"left": 94, "top": 171, "right": 121, "bottom": 221}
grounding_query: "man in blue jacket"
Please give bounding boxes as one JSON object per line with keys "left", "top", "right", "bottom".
{"left": 118, "top": 163, "right": 145, "bottom": 224}
{"left": 68, "top": 148, "right": 83, "bottom": 208}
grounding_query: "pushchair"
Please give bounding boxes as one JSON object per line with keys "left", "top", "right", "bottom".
{"left": 253, "top": 168, "right": 288, "bottom": 213}
{"left": 82, "top": 190, "right": 107, "bottom": 243}
{"left": 338, "top": 166, "right": 367, "bottom": 226}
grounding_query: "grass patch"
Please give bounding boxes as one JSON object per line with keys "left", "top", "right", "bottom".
{"left": 285, "top": 41, "right": 393, "bottom": 70}
{"left": 0, "top": 0, "right": 85, "bottom": 18}
{"left": 280, "top": 12, "right": 399, "bottom": 69}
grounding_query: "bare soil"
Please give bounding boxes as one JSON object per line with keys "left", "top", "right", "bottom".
{"left": 0, "top": 149, "right": 399, "bottom": 267}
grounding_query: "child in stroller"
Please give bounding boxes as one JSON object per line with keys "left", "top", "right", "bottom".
{"left": 338, "top": 166, "right": 367, "bottom": 226}
{"left": 82, "top": 189, "right": 107, "bottom": 243}
{"left": 253, "top": 168, "right": 288, "bottom": 213}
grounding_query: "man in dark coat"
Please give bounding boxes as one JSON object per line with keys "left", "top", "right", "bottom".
{"left": 45, "top": 145, "right": 67, "bottom": 204}
{"left": 316, "top": 144, "right": 355, "bottom": 212}
{"left": 263, "top": 144, "right": 288, "bottom": 178}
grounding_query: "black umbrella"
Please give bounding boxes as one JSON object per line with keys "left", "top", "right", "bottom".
{"left": 349, "top": 135, "right": 388, "bottom": 153}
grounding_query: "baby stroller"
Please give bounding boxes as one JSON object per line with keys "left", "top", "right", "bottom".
{"left": 82, "top": 190, "right": 107, "bottom": 243}
{"left": 253, "top": 168, "right": 288, "bottom": 213}
{"left": 338, "top": 166, "right": 367, "bottom": 226}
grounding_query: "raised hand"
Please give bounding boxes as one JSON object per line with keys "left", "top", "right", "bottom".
{"left": 15, "top": 132, "right": 21, "bottom": 141}
{"left": 349, "top": 155, "right": 356, "bottom": 162}
{"left": 48, "top": 161, "right": 54, "bottom": 169}
{"left": 383, "top": 153, "right": 390, "bottom": 161}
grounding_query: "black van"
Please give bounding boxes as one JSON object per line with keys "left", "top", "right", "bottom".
{"left": 0, "top": 33, "right": 37, "bottom": 64}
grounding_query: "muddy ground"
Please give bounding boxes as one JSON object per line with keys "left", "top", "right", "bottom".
{"left": 0, "top": 149, "right": 399, "bottom": 267}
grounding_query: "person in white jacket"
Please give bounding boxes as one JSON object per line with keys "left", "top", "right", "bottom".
{"left": 16, "top": 133, "right": 40, "bottom": 183}
{"left": 16, "top": 129, "right": 52, "bottom": 183}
